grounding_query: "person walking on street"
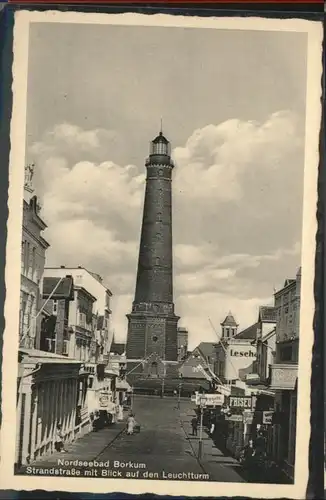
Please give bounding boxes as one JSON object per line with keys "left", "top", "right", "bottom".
{"left": 126, "top": 413, "right": 136, "bottom": 435}
{"left": 191, "top": 416, "right": 198, "bottom": 436}
{"left": 54, "top": 424, "right": 66, "bottom": 453}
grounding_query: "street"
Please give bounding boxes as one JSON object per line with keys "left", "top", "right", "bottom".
{"left": 29, "top": 395, "right": 246, "bottom": 483}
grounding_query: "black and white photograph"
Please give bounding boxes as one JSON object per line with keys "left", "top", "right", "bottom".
{"left": 1, "top": 11, "right": 323, "bottom": 498}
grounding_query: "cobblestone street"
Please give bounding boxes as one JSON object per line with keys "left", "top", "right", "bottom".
{"left": 28, "top": 395, "right": 246, "bottom": 483}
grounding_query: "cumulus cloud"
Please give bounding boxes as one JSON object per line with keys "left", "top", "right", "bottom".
{"left": 30, "top": 112, "right": 303, "bottom": 349}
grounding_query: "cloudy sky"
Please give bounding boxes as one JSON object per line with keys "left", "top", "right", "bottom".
{"left": 25, "top": 20, "right": 307, "bottom": 349}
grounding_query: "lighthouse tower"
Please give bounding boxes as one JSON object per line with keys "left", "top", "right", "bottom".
{"left": 126, "top": 130, "right": 179, "bottom": 378}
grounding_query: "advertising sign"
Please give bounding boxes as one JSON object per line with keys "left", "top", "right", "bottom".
{"left": 263, "top": 411, "right": 274, "bottom": 425}
{"left": 199, "top": 394, "right": 224, "bottom": 406}
{"left": 243, "top": 411, "right": 254, "bottom": 424}
{"left": 226, "top": 414, "right": 243, "bottom": 422}
{"left": 99, "top": 390, "right": 109, "bottom": 408}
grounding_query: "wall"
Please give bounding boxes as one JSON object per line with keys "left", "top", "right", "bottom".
{"left": 20, "top": 198, "right": 49, "bottom": 349}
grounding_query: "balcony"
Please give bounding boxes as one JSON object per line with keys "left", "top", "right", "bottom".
{"left": 269, "top": 363, "right": 298, "bottom": 391}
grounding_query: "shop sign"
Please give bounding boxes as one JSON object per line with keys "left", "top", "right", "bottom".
{"left": 196, "top": 393, "right": 224, "bottom": 406}
{"left": 226, "top": 414, "right": 243, "bottom": 422}
{"left": 228, "top": 396, "right": 253, "bottom": 409}
{"left": 99, "top": 391, "right": 109, "bottom": 408}
{"left": 263, "top": 411, "right": 274, "bottom": 425}
{"left": 243, "top": 411, "right": 254, "bottom": 424}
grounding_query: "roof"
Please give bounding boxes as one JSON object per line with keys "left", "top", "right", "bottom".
{"left": 44, "top": 267, "right": 113, "bottom": 295}
{"left": 152, "top": 131, "right": 169, "bottom": 144}
{"left": 18, "top": 348, "right": 81, "bottom": 365}
{"left": 221, "top": 311, "right": 238, "bottom": 327}
{"left": 42, "top": 276, "right": 74, "bottom": 300}
{"left": 110, "top": 342, "right": 125, "bottom": 355}
{"left": 235, "top": 322, "right": 259, "bottom": 340}
{"left": 195, "top": 342, "right": 218, "bottom": 360}
{"left": 259, "top": 306, "right": 277, "bottom": 323}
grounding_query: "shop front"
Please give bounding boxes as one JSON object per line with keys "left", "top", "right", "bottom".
{"left": 16, "top": 349, "right": 82, "bottom": 466}
{"left": 269, "top": 363, "right": 298, "bottom": 480}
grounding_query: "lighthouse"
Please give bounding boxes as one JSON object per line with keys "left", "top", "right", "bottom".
{"left": 126, "top": 130, "right": 179, "bottom": 378}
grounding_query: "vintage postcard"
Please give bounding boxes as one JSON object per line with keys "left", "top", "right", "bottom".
{"left": 0, "top": 10, "right": 323, "bottom": 498}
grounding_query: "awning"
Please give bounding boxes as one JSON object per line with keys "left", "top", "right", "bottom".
{"left": 104, "top": 368, "right": 119, "bottom": 377}
{"left": 116, "top": 378, "right": 131, "bottom": 391}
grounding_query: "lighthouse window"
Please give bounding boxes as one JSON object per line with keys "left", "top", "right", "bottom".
{"left": 157, "top": 213, "right": 162, "bottom": 222}
{"left": 159, "top": 169, "right": 163, "bottom": 176}
{"left": 155, "top": 257, "right": 160, "bottom": 266}
{"left": 152, "top": 336, "right": 158, "bottom": 343}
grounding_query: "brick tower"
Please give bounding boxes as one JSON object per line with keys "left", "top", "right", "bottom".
{"left": 126, "top": 130, "right": 179, "bottom": 378}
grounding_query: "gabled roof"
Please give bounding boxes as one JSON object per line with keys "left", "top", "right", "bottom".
{"left": 261, "top": 327, "right": 276, "bottom": 343}
{"left": 42, "top": 276, "right": 74, "bottom": 300}
{"left": 258, "top": 306, "right": 277, "bottom": 323}
{"left": 235, "top": 322, "right": 259, "bottom": 340}
{"left": 221, "top": 311, "right": 238, "bottom": 327}
{"left": 110, "top": 342, "right": 125, "bottom": 355}
{"left": 284, "top": 278, "right": 296, "bottom": 288}
{"left": 195, "top": 342, "right": 217, "bottom": 360}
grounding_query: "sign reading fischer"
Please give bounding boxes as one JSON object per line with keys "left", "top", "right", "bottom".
{"left": 228, "top": 396, "right": 252, "bottom": 409}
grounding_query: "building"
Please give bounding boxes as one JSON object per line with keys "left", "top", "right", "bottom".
{"left": 41, "top": 269, "right": 116, "bottom": 430}
{"left": 220, "top": 311, "right": 239, "bottom": 340}
{"left": 215, "top": 321, "right": 257, "bottom": 384}
{"left": 255, "top": 306, "right": 277, "bottom": 382}
{"left": 39, "top": 276, "right": 74, "bottom": 355}
{"left": 20, "top": 164, "right": 50, "bottom": 350}
{"left": 126, "top": 130, "right": 180, "bottom": 378}
{"left": 43, "top": 267, "right": 113, "bottom": 361}
{"left": 16, "top": 348, "right": 82, "bottom": 466}
{"left": 178, "top": 342, "right": 217, "bottom": 393}
{"left": 177, "top": 327, "right": 188, "bottom": 361}
{"left": 269, "top": 268, "right": 301, "bottom": 480}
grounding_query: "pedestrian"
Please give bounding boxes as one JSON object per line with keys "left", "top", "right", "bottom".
{"left": 240, "top": 438, "right": 256, "bottom": 474}
{"left": 210, "top": 422, "right": 215, "bottom": 436}
{"left": 54, "top": 424, "right": 66, "bottom": 453}
{"left": 191, "top": 416, "right": 198, "bottom": 436}
{"left": 126, "top": 413, "right": 136, "bottom": 435}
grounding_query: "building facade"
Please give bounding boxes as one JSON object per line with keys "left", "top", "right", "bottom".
{"left": 269, "top": 268, "right": 301, "bottom": 480}
{"left": 220, "top": 312, "right": 239, "bottom": 340}
{"left": 20, "top": 164, "right": 50, "bottom": 350}
{"left": 16, "top": 349, "right": 82, "bottom": 466}
{"left": 177, "top": 327, "right": 188, "bottom": 361}
{"left": 126, "top": 131, "right": 180, "bottom": 377}
{"left": 215, "top": 322, "right": 257, "bottom": 384}
{"left": 43, "top": 267, "right": 113, "bottom": 361}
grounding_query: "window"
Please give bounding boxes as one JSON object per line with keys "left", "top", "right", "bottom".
{"left": 279, "top": 345, "right": 292, "bottom": 362}
{"left": 53, "top": 300, "right": 58, "bottom": 316}
{"left": 152, "top": 336, "right": 158, "bottom": 343}
{"left": 151, "top": 362, "right": 158, "bottom": 377}
{"left": 31, "top": 247, "right": 36, "bottom": 281}
{"left": 24, "top": 242, "right": 30, "bottom": 276}
{"left": 155, "top": 257, "right": 160, "bottom": 266}
{"left": 21, "top": 241, "right": 25, "bottom": 274}
{"left": 159, "top": 169, "right": 164, "bottom": 176}
{"left": 62, "top": 340, "right": 69, "bottom": 355}
{"left": 156, "top": 213, "right": 162, "bottom": 222}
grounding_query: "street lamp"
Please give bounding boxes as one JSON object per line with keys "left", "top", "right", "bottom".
{"left": 198, "top": 395, "right": 206, "bottom": 460}
{"left": 177, "top": 379, "right": 183, "bottom": 409}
